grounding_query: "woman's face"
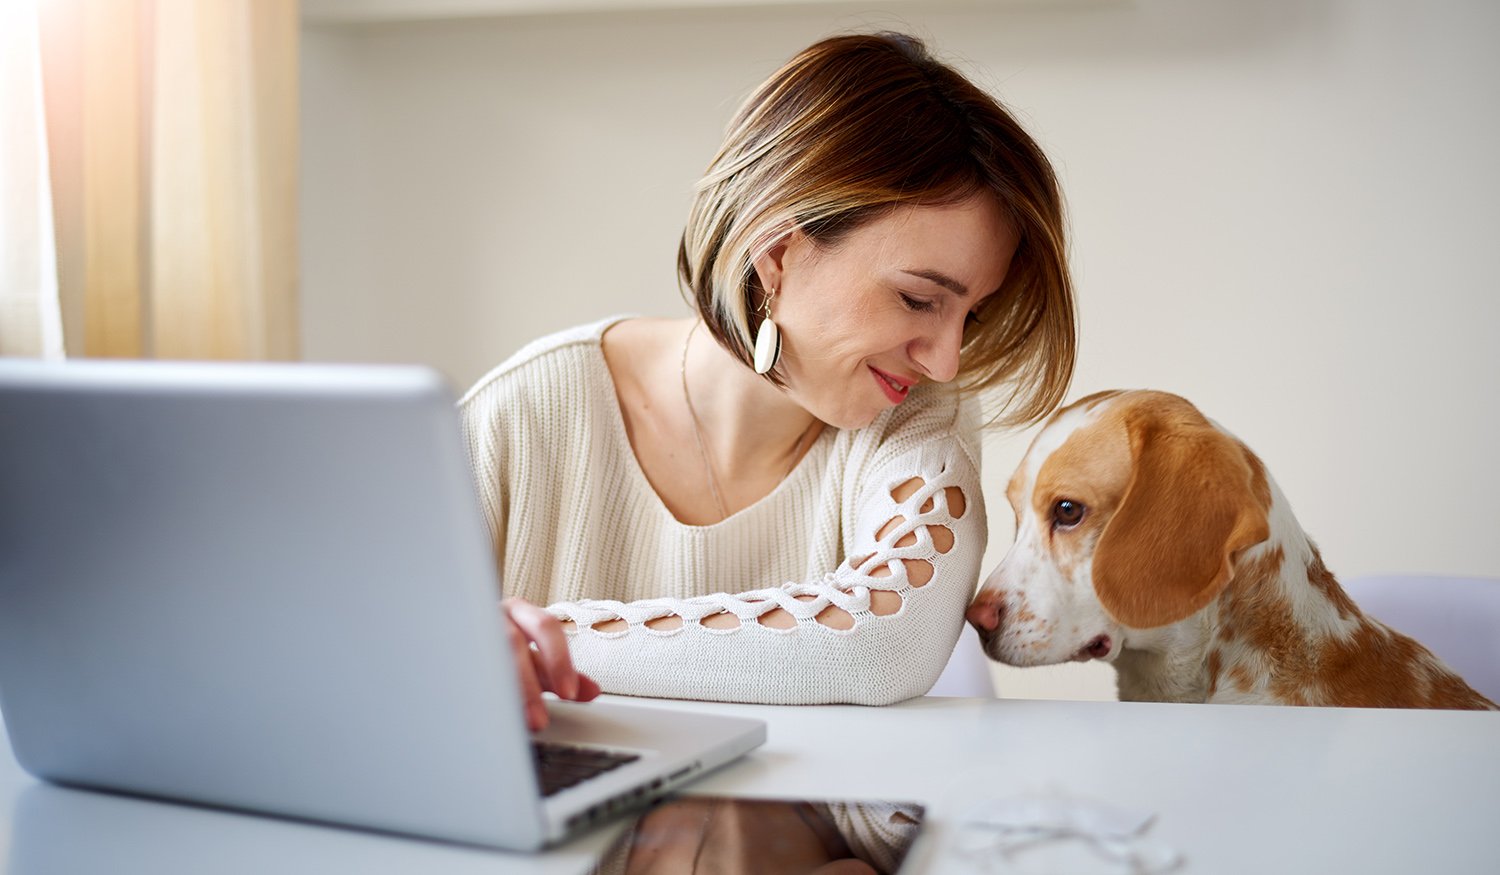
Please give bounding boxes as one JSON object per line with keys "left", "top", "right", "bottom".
{"left": 759, "top": 194, "right": 1018, "bottom": 429}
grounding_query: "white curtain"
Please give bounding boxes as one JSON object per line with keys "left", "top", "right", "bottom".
{"left": 0, "top": 0, "right": 66, "bottom": 359}
{"left": 35, "top": 0, "right": 300, "bottom": 361}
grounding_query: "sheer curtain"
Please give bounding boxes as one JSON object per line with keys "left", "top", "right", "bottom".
{"left": 36, "top": 0, "right": 299, "bottom": 360}
{"left": 0, "top": 0, "right": 65, "bottom": 359}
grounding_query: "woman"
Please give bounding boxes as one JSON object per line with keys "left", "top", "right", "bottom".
{"left": 461, "top": 32, "right": 1075, "bottom": 733}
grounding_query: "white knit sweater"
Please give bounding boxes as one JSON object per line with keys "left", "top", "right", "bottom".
{"left": 459, "top": 317, "right": 987, "bottom": 706}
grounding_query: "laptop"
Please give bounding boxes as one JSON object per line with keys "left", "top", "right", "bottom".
{"left": 0, "top": 358, "right": 765, "bottom": 851}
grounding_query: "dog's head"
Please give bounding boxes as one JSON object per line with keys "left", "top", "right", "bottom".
{"left": 967, "top": 390, "right": 1272, "bottom": 667}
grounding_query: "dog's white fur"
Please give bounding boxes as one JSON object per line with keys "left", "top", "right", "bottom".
{"left": 968, "top": 390, "right": 1496, "bottom": 710}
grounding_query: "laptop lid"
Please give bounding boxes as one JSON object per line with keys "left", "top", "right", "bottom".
{"left": 0, "top": 358, "right": 698, "bottom": 850}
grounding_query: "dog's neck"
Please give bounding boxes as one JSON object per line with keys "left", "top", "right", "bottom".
{"left": 1113, "top": 478, "right": 1362, "bottom": 705}
{"left": 1207, "top": 535, "right": 1366, "bottom": 704}
{"left": 1114, "top": 540, "right": 1338, "bottom": 704}
{"left": 1113, "top": 623, "right": 1218, "bottom": 703}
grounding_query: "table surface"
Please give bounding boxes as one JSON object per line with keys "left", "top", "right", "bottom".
{"left": 2, "top": 694, "right": 1497, "bottom": 874}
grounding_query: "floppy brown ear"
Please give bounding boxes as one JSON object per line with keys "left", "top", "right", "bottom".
{"left": 1093, "top": 402, "right": 1270, "bottom": 629}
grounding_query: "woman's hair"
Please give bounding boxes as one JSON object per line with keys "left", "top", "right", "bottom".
{"left": 677, "top": 32, "right": 1075, "bottom": 428}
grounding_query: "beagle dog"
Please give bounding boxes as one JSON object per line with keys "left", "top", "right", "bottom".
{"left": 966, "top": 389, "right": 1497, "bottom": 710}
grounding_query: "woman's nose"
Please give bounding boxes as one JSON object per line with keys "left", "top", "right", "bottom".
{"left": 913, "top": 318, "right": 964, "bottom": 383}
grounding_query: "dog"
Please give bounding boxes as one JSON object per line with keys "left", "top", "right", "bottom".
{"left": 966, "top": 389, "right": 1497, "bottom": 710}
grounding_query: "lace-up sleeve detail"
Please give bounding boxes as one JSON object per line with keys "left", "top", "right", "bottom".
{"left": 546, "top": 402, "right": 987, "bottom": 706}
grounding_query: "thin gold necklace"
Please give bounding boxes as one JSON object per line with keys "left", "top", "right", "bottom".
{"left": 680, "top": 321, "right": 817, "bottom": 523}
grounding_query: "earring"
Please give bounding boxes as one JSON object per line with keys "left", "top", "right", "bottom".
{"left": 752, "top": 287, "right": 781, "bottom": 375}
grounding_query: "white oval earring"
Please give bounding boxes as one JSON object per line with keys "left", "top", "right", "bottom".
{"left": 752, "top": 288, "right": 781, "bottom": 375}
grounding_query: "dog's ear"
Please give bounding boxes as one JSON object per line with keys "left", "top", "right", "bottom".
{"left": 1093, "top": 397, "right": 1270, "bottom": 629}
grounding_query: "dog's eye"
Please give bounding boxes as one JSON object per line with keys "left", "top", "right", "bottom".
{"left": 1052, "top": 500, "right": 1085, "bottom": 529}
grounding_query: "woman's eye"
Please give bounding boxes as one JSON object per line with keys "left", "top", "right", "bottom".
{"left": 899, "top": 294, "right": 935, "bottom": 313}
{"left": 965, "top": 310, "right": 983, "bottom": 326}
{"left": 1052, "top": 499, "right": 1085, "bottom": 529}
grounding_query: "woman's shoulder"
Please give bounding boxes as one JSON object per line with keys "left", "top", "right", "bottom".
{"left": 844, "top": 382, "right": 983, "bottom": 469}
{"left": 458, "top": 315, "right": 633, "bottom": 406}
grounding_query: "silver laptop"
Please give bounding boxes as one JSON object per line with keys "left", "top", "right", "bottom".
{"left": 0, "top": 358, "right": 765, "bottom": 851}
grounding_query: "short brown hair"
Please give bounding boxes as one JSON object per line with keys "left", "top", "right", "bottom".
{"left": 677, "top": 32, "right": 1075, "bottom": 428}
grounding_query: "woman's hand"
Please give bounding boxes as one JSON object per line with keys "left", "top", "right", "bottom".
{"left": 502, "top": 597, "right": 601, "bottom": 731}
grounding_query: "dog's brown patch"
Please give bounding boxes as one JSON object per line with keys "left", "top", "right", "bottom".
{"left": 1219, "top": 550, "right": 1496, "bottom": 709}
{"left": 1217, "top": 546, "right": 1329, "bottom": 703}
{"left": 1218, "top": 547, "right": 1307, "bottom": 672}
{"left": 1030, "top": 407, "right": 1133, "bottom": 583}
{"left": 1304, "top": 546, "right": 1359, "bottom": 621}
{"left": 1304, "top": 618, "right": 1496, "bottom": 709}
{"left": 1301, "top": 619, "right": 1423, "bottom": 707}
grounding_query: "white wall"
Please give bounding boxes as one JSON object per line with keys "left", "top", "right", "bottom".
{"left": 301, "top": 0, "right": 1500, "bottom": 701}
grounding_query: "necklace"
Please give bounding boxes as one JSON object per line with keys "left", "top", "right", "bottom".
{"left": 680, "top": 321, "right": 818, "bottom": 523}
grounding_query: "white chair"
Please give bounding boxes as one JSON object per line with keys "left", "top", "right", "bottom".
{"left": 1342, "top": 574, "right": 1500, "bottom": 703}
{"left": 926, "top": 623, "right": 996, "bottom": 697}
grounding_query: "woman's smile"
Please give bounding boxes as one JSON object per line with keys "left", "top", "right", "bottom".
{"left": 870, "top": 365, "right": 914, "bottom": 404}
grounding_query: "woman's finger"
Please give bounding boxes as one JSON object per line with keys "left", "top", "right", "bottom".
{"left": 505, "top": 598, "right": 582, "bottom": 701}
{"left": 530, "top": 641, "right": 602, "bottom": 704}
{"left": 530, "top": 646, "right": 555, "bottom": 693}
{"left": 504, "top": 608, "right": 549, "bottom": 731}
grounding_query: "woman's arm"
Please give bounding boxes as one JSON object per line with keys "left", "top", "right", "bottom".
{"left": 546, "top": 432, "right": 985, "bottom": 706}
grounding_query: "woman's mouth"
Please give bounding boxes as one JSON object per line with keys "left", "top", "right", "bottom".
{"left": 870, "top": 367, "right": 913, "bottom": 404}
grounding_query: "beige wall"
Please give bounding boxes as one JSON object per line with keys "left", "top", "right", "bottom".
{"left": 301, "top": 0, "right": 1500, "bottom": 701}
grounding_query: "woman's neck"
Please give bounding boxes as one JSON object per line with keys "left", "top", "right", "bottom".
{"left": 601, "top": 315, "right": 823, "bottom": 524}
{"left": 681, "top": 319, "right": 823, "bottom": 477}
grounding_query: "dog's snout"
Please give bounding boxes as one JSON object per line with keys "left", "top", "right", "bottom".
{"left": 966, "top": 590, "right": 1003, "bottom": 632}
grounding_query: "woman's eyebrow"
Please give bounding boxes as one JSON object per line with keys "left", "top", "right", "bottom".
{"left": 899, "top": 268, "right": 970, "bottom": 297}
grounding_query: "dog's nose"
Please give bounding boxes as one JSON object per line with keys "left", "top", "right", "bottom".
{"left": 966, "top": 590, "right": 1003, "bottom": 632}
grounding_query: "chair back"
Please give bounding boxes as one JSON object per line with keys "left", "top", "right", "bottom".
{"left": 927, "top": 624, "right": 997, "bottom": 697}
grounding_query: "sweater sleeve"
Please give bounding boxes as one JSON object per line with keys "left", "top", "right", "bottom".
{"left": 545, "top": 397, "right": 987, "bottom": 706}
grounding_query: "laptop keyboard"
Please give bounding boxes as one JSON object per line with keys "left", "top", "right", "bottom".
{"left": 531, "top": 741, "right": 641, "bottom": 797}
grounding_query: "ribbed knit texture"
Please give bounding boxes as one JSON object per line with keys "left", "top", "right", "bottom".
{"left": 459, "top": 317, "right": 987, "bottom": 706}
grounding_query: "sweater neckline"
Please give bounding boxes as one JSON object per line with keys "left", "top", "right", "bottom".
{"left": 590, "top": 318, "right": 831, "bottom": 531}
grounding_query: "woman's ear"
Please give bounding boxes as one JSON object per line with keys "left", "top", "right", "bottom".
{"left": 1092, "top": 397, "right": 1271, "bottom": 629}
{"left": 750, "top": 227, "right": 802, "bottom": 295}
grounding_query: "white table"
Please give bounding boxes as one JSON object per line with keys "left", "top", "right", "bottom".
{"left": 2, "top": 695, "right": 1496, "bottom": 873}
